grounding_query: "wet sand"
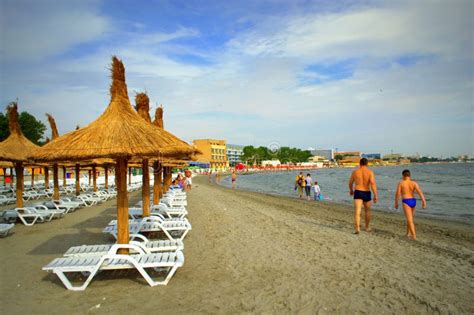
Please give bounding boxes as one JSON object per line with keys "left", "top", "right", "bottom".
{"left": 1, "top": 176, "right": 473, "bottom": 314}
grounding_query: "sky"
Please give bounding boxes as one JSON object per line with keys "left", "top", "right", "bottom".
{"left": 0, "top": 0, "right": 473, "bottom": 157}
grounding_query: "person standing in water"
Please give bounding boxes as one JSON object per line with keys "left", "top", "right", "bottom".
{"left": 231, "top": 170, "right": 237, "bottom": 189}
{"left": 348, "top": 158, "right": 378, "bottom": 234}
{"left": 313, "top": 181, "right": 321, "bottom": 201}
{"left": 394, "top": 170, "right": 427, "bottom": 240}
{"left": 295, "top": 172, "right": 305, "bottom": 199}
{"left": 305, "top": 173, "right": 313, "bottom": 200}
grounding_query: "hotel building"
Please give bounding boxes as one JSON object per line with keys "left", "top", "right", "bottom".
{"left": 193, "top": 139, "right": 229, "bottom": 170}
{"left": 227, "top": 144, "right": 244, "bottom": 166}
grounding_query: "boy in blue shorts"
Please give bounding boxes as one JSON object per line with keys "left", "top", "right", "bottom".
{"left": 394, "top": 170, "right": 427, "bottom": 240}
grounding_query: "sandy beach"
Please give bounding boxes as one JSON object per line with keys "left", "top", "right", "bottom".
{"left": 1, "top": 175, "right": 473, "bottom": 314}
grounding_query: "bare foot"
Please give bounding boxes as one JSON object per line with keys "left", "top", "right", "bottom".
{"left": 354, "top": 230, "right": 360, "bottom": 235}
{"left": 365, "top": 228, "right": 372, "bottom": 233}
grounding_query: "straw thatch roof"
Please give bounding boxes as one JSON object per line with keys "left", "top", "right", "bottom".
{"left": 153, "top": 106, "right": 164, "bottom": 129}
{"left": 135, "top": 93, "right": 151, "bottom": 123}
{"left": 29, "top": 57, "right": 194, "bottom": 163}
{"left": 46, "top": 113, "right": 59, "bottom": 140}
{"left": 0, "top": 102, "right": 40, "bottom": 162}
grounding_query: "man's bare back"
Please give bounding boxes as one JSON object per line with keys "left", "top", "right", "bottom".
{"left": 351, "top": 167, "right": 375, "bottom": 192}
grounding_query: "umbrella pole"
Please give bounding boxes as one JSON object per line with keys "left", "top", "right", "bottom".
{"left": 116, "top": 157, "right": 129, "bottom": 254}
{"left": 128, "top": 167, "right": 132, "bottom": 185}
{"left": 142, "top": 159, "right": 150, "bottom": 216}
{"left": 10, "top": 167, "right": 13, "bottom": 188}
{"left": 44, "top": 167, "right": 49, "bottom": 189}
{"left": 75, "top": 164, "right": 80, "bottom": 196}
{"left": 31, "top": 167, "right": 35, "bottom": 188}
{"left": 63, "top": 166, "right": 67, "bottom": 187}
{"left": 164, "top": 167, "right": 172, "bottom": 192}
{"left": 92, "top": 165, "right": 97, "bottom": 192}
{"left": 161, "top": 167, "right": 167, "bottom": 194}
{"left": 14, "top": 162, "right": 24, "bottom": 208}
{"left": 2, "top": 168, "right": 6, "bottom": 186}
{"left": 153, "top": 161, "right": 162, "bottom": 205}
{"left": 104, "top": 166, "right": 109, "bottom": 190}
{"left": 53, "top": 163, "right": 59, "bottom": 200}
{"left": 88, "top": 170, "right": 91, "bottom": 186}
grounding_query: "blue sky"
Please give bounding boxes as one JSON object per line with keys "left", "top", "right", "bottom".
{"left": 0, "top": 0, "right": 473, "bottom": 157}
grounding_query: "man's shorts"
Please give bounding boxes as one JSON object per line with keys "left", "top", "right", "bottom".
{"left": 354, "top": 190, "right": 371, "bottom": 202}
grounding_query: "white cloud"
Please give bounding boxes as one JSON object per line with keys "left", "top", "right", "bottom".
{"left": 0, "top": 0, "right": 109, "bottom": 61}
{"left": 227, "top": 1, "right": 473, "bottom": 61}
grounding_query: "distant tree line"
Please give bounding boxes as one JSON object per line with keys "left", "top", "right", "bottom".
{"left": 408, "top": 156, "right": 470, "bottom": 163}
{"left": 0, "top": 103, "right": 47, "bottom": 145}
{"left": 241, "top": 145, "right": 312, "bottom": 165}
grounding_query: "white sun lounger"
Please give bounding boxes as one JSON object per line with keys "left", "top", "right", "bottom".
{"left": 43, "top": 244, "right": 184, "bottom": 291}
{"left": 160, "top": 196, "right": 187, "bottom": 207}
{"left": 15, "top": 208, "right": 46, "bottom": 226}
{"left": 107, "top": 215, "right": 190, "bottom": 227}
{"left": 129, "top": 205, "right": 188, "bottom": 219}
{"left": 103, "top": 220, "right": 191, "bottom": 241}
{"left": 75, "top": 195, "right": 97, "bottom": 207}
{"left": 54, "top": 199, "right": 81, "bottom": 210}
{"left": 0, "top": 195, "right": 15, "bottom": 205}
{"left": 32, "top": 205, "right": 65, "bottom": 219}
{"left": 153, "top": 204, "right": 188, "bottom": 218}
{"left": 0, "top": 223, "right": 14, "bottom": 237}
{"left": 63, "top": 236, "right": 184, "bottom": 257}
{"left": 42, "top": 201, "right": 75, "bottom": 214}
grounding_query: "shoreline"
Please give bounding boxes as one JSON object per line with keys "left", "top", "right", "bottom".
{"left": 218, "top": 180, "right": 474, "bottom": 227}
{"left": 215, "top": 165, "right": 474, "bottom": 226}
{"left": 212, "top": 175, "right": 474, "bottom": 235}
{"left": 1, "top": 176, "right": 473, "bottom": 313}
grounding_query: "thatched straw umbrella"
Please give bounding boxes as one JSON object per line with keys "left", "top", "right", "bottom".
{"left": 29, "top": 56, "right": 194, "bottom": 252}
{"left": 0, "top": 103, "right": 40, "bottom": 207}
{"left": 135, "top": 93, "right": 197, "bottom": 210}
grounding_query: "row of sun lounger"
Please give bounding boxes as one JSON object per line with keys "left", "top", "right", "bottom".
{"left": 42, "top": 187, "right": 190, "bottom": 290}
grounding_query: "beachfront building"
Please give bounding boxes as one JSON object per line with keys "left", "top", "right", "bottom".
{"left": 193, "top": 139, "right": 229, "bottom": 171}
{"left": 383, "top": 153, "right": 402, "bottom": 160}
{"left": 309, "top": 155, "right": 328, "bottom": 162}
{"left": 311, "top": 149, "right": 334, "bottom": 161}
{"left": 362, "top": 153, "right": 382, "bottom": 160}
{"left": 261, "top": 160, "right": 281, "bottom": 167}
{"left": 335, "top": 151, "right": 361, "bottom": 163}
{"left": 227, "top": 144, "right": 244, "bottom": 167}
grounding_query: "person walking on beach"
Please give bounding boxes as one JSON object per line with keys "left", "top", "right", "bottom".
{"left": 394, "top": 170, "right": 427, "bottom": 240}
{"left": 305, "top": 173, "right": 312, "bottom": 200}
{"left": 348, "top": 158, "right": 378, "bottom": 234}
{"left": 313, "top": 181, "right": 321, "bottom": 201}
{"left": 295, "top": 172, "right": 305, "bottom": 199}
{"left": 231, "top": 170, "right": 237, "bottom": 189}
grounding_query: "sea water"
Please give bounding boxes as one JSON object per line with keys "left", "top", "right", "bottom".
{"left": 220, "top": 163, "right": 474, "bottom": 223}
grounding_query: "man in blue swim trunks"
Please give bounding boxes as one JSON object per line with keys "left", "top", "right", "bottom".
{"left": 348, "top": 158, "right": 378, "bottom": 234}
{"left": 394, "top": 170, "right": 427, "bottom": 240}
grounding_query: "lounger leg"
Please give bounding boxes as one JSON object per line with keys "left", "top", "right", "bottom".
{"left": 134, "top": 264, "right": 180, "bottom": 286}
{"left": 179, "top": 229, "right": 189, "bottom": 241}
{"left": 54, "top": 270, "right": 97, "bottom": 291}
{"left": 161, "top": 265, "right": 179, "bottom": 285}
{"left": 162, "top": 229, "right": 175, "bottom": 241}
